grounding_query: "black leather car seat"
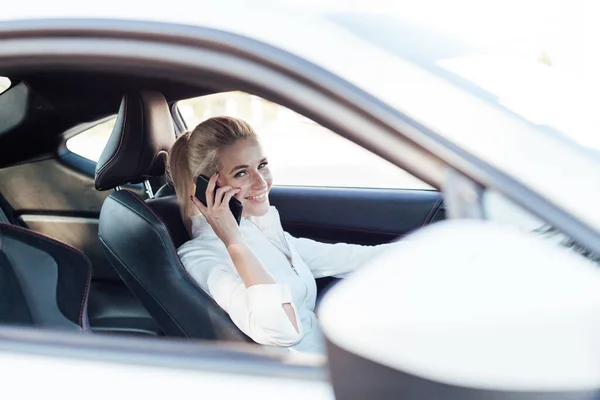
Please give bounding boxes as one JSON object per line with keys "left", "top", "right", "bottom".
{"left": 0, "top": 222, "right": 92, "bottom": 330}
{"left": 95, "top": 91, "right": 250, "bottom": 342}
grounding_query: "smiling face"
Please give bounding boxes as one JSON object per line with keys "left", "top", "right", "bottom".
{"left": 216, "top": 138, "right": 273, "bottom": 217}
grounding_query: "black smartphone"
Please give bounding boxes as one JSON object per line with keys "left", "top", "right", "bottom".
{"left": 195, "top": 174, "right": 243, "bottom": 225}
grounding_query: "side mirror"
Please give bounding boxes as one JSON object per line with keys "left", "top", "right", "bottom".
{"left": 319, "top": 220, "right": 600, "bottom": 399}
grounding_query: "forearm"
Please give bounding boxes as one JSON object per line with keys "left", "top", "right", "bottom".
{"left": 227, "top": 241, "right": 299, "bottom": 332}
{"left": 227, "top": 241, "right": 276, "bottom": 287}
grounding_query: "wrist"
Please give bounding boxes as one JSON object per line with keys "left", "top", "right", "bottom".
{"left": 226, "top": 241, "right": 252, "bottom": 261}
{"left": 224, "top": 234, "right": 245, "bottom": 248}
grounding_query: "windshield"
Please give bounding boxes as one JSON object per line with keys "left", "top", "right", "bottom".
{"left": 325, "top": 0, "right": 599, "bottom": 154}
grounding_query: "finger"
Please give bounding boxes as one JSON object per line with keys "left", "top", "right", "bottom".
{"left": 214, "top": 185, "right": 233, "bottom": 207}
{"left": 191, "top": 195, "right": 207, "bottom": 214}
{"left": 222, "top": 188, "right": 241, "bottom": 208}
{"left": 206, "top": 173, "right": 218, "bottom": 207}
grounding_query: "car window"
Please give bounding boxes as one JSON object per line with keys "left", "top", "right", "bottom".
{"left": 0, "top": 77, "right": 10, "bottom": 94}
{"left": 177, "top": 92, "right": 431, "bottom": 189}
{"left": 66, "top": 117, "right": 116, "bottom": 162}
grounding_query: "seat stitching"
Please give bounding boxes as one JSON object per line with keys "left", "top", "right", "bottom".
{"left": 0, "top": 222, "right": 92, "bottom": 328}
{"left": 0, "top": 222, "right": 90, "bottom": 259}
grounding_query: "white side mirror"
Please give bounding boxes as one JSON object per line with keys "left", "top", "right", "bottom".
{"left": 319, "top": 220, "right": 600, "bottom": 399}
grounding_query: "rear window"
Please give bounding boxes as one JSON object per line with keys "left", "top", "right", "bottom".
{"left": 66, "top": 117, "right": 116, "bottom": 162}
{"left": 0, "top": 77, "right": 10, "bottom": 94}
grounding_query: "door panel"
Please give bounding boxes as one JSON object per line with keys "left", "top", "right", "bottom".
{"left": 0, "top": 158, "right": 111, "bottom": 217}
{"left": 270, "top": 186, "right": 444, "bottom": 300}
{"left": 270, "top": 186, "right": 444, "bottom": 245}
{"left": 18, "top": 214, "right": 114, "bottom": 280}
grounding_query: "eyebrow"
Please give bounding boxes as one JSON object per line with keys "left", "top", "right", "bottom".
{"left": 228, "top": 158, "right": 267, "bottom": 175}
{"left": 229, "top": 164, "right": 249, "bottom": 174}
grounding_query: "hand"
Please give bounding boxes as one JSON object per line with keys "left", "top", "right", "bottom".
{"left": 191, "top": 173, "right": 242, "bottom": 247}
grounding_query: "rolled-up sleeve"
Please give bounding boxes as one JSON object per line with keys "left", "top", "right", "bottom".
{"left": 178, "top": 241, "right": 302, "bottom": 347}
{"left": 207, "top": 267, "right": 302, "bottom": 346}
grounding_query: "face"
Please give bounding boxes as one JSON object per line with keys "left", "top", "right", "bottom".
{"left": 216, "top": 138, "right": 273, "bottom": 217}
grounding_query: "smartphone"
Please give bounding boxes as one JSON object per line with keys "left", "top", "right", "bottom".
{"left": 195, "top": 174, "right": 243, "bottom": 225}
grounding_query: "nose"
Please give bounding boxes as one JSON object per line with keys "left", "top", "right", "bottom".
{"left": 250, "top": 171, "right": 268, "bottom": 190}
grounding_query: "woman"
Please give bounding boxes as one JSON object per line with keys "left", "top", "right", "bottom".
{"left": 169, "top": 116, "right": 394, "bottom": 354}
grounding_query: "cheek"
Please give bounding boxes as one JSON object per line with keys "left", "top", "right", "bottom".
{"left": 217, "top": 177, "right": 246, "bottom": 197}
{"left": 234, "top": 181, "right": 253, "bottom": 198}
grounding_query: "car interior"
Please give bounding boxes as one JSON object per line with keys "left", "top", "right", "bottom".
{"left": 0, "top": 71, "right": 445, "bottom": 343}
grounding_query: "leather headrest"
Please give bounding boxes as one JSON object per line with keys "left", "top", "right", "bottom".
{"left": 95, "top": 91, "right": 175, "bottom": 191}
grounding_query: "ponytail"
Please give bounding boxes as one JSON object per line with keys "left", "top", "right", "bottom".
{"left": 166, "top": 131, "right": 197, "bottom": 234}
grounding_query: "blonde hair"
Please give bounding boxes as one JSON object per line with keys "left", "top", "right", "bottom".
{"left": 166, "top": 116, "right": 258, "bottom": 233}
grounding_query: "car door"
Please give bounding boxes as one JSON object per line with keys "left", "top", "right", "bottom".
{"left": 0, "top": 12, "right": 461, "bottom": 397}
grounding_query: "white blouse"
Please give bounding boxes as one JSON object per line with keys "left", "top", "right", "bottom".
{"left": 177, "top": 206, "right": 394, "bottom": 354}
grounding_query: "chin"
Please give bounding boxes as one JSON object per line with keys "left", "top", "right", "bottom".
{"left": 244, "top": 201, "right": 271, "bottom": 217}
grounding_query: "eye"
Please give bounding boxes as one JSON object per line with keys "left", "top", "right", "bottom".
{"left": 258, "top": 162, "right": 268, "bottom": 169}
{"left": 234, "top": 170, "right": 247, "bottom": 179}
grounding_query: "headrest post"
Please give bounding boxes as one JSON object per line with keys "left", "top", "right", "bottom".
{"left": 144, "top": 180, "right": 155, "bottom": 199}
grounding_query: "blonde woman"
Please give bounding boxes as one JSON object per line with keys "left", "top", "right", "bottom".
{"left": 169, "top": 116, "right": 393, "bottom": 354}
